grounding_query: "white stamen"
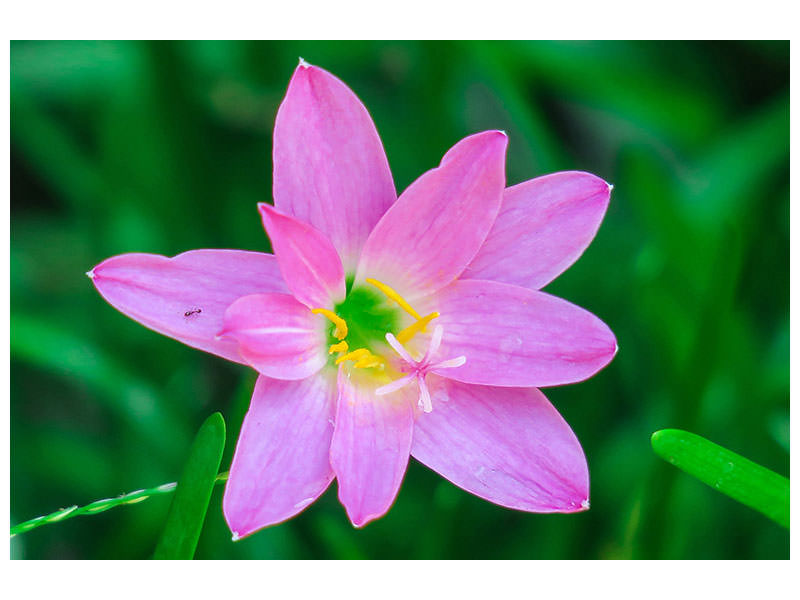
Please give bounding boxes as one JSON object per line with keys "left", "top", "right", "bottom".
{"left": 86, "top": 269, "right": 95, "bottom": 279}
{"left": 581, "top": 499, "right": 591, "bottom": 510}
{"left": 298, "top": 57, "right": 311, "bottom": 69}
{"left": 231, "top": 532, "right": 241, "bottom": 542}
{"left": 385, "top": 332, "right": 415, "bottom": 364}
{"left": 431, "top": 355, "right": 466, "bottom": 370}
{"left": 422, "top": 325, "right": 444, "bottom": 363}
{"left": 418, "top": 376, "right": 432, "bottom": 413}
{"left": 375, "top": 373, "right": 415, "bottom": 396}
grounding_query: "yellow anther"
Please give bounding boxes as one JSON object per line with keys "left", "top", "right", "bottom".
{"left": 328, "top": 340, "right": 349, "bottom": 355}
{"left": 335, "top": 348, "right": 372, "bottom": 365}
{"left": 335, "top": 347, "right": 384, "bottom": 370}
{"left": 397, "top": 312, "right": 440, "bottom": 344}
{"left": 354, "top": 356, "right": 385, "bottom": 369}
{"left": 365, "top": 278, "right": 422, "bottom": 321}
{"left": 311, "top": 308, "right": 348, "bottom": 339}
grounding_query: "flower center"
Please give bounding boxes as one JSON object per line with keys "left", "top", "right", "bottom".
{"left": 312, "top": 277, "right": 439, "bottom": 371}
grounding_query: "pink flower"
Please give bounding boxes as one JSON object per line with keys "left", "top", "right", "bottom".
{"left": 88, "top": 60, "right": 616, "bottom": 537}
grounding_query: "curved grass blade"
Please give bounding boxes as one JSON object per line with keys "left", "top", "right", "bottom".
{"left": 153, "top": 413, "right": 226, "bottom": 559}
{"left": 10, "top": 473, "right": 229, "bottom": 537}
{"left": 651, "top": 429, "right": 789, "bottom": 528}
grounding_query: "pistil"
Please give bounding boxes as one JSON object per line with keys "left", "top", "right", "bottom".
{"left": 376, "top": 325, "right": 466, "bottom": 412}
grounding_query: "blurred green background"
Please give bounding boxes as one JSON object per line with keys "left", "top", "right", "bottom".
{"left": 10, "top": 40, "right": 789, "bottom": 559}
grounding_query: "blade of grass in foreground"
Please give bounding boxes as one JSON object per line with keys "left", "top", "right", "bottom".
{"left": 10, "top": 473, "right": 229, "bottom": 537}
{"left": 651, "top": 429, "right": 789, "bottom": 528}
{"left": 153, "top": 412, "right": 226, "bottom": 559}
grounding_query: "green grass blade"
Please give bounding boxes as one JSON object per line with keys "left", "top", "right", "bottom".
{"left": 651, "top": 429, "right": 789, "bottom": 528}
{"left": 10, "top": 473, "right": 229, "bottom": 537}
{"left": 153, "top": 413, "right": 226, "bottom": 559}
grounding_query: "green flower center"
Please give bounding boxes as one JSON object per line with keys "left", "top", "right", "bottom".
{"left": 327, "top": 284, "right": 399, "bottom": 356}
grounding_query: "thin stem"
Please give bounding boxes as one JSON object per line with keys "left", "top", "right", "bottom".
{"left": 10, "top": 472, "right": 229, "bottom": 537}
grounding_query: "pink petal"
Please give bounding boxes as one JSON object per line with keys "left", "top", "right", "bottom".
{"left": 258, "top": 203, "right": 345, "bottom": 309}
{"left": 419, "top": 279, "right": 617, "bottom": 387}
{"left": 411, "top": 379, "right": 589, "bottom": 512}
{"left": 330, "top": 369, "right": 414, "bottom": 527}
{"left": 88, "top": 250, "right": 287, "bottom": 364}
{"left": 356, "top": 131, "right": 507, "bottom": 300}
{"left": 223, "top": 374, "right": 336, "bottom": 538}
{"left": 464, "top": 171, "right": 612, "bottom": 289}
{"left": 273, "top": 61, "right": 396, "bottom": 273}
{"left": 220, "top": 293, "right": 326, "bottom": 380}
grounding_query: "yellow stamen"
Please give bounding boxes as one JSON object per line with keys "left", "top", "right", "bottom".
{"left": 335, "top": 348, "right": 372, "bottom": 365}
{"left": 397, "top": 312, "right": 440, "bottom": 344}
{"left": 365, "top": 278, "right": 422, "bottom": 320}
{"left": 335, "top": 347, "right": 384, "bottom": 370}
{"left": 328, "top": 340, "right": 349, "bottom": 355}
{"left": 354, "top": 355, "right": 385, "bottom": 369}
{"left": 311, "top": 308, "right": 348, "bottom": 339}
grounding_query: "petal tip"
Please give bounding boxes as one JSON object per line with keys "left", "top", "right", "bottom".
{"left": 607, "top": 182, "right": 615, "bottom": 194}
{"left": 348, "top": 511, "right": 376, "bottom": 529}
{"left": 86, "top": 269, "right": 95, "bottom": 279}
{"left": 482, "top": 129, "right": 509, "bottom": 145}
{"left": 557, "top": 494, "right": 591, "bottom": 513}
{"left": 486, "top": 129, "right": 509, "bottom": 154}
{"left": 298, "top": 56, "right": 312, "bottom": 69}
{"left": 257, "top": 202, "right": 281, "bottom": 231}
{"left": 231, "top": 531, "right": 241, "bottom": 542}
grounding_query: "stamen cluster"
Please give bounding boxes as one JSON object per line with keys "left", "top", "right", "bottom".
{"left": 312, "top": 278, "right": 464, "bottom": 412}
{"left": 312, "top": 278, "right": 440, "bottom": 372}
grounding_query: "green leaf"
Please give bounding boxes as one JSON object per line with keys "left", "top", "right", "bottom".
{"left": 153, "top": 413, "right": 226, "bottom": 559}
{"left": 651, "top": 429, "right": 789, "bottom": 528}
